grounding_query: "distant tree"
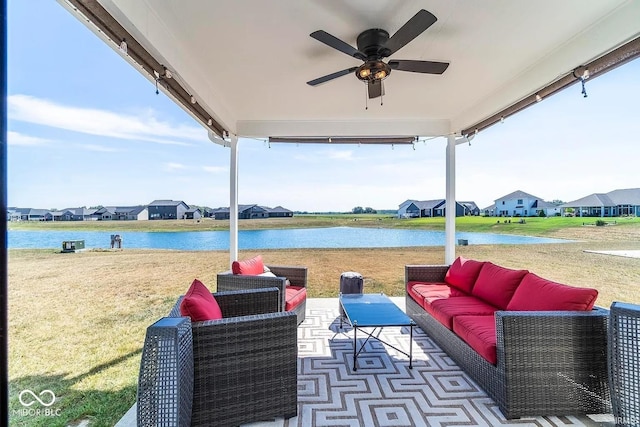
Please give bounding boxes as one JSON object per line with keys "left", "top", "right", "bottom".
{"left": 538, "top": 210, "right": 546, "bottom": 217}
{"left": 352, "top": 206, "right": 364, "bottom": 214}
{"left": 364, "top": 207, "right": 377, "bottom": 214}
{"left": 551, "top": 199, "right": 564, "bottom": 205}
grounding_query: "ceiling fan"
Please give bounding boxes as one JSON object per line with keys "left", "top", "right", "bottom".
{"left": 307, "top": 9, "right": 449, "bottom": 99}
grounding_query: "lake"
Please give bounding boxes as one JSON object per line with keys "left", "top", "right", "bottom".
{"left": 8, "top": 227, "right": 569, "bottom": 250}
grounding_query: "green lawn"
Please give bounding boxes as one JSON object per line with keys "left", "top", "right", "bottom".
{"left": 8, "top": 213, "right": 639, "bottom": 236}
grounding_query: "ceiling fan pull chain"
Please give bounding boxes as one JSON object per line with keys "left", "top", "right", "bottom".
{"left": 365, "top": 84, "right": 369, "bottom": 110}
{"left": 381, "top": 81, "right": 384, "bottom": 106}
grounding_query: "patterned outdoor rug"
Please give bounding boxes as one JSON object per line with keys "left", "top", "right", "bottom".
{"left": 246, "top": 300, "right": 613, "bottom": 427}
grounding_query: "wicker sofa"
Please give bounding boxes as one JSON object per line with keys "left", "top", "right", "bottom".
{"left": 405, "top": 258, "right": 611, "bottom": 419}
{"left": 217, "top": 259, "right": 308, "bottom": 325}
{"left": 166, "top": 287, "right": 298, "bottom": 427}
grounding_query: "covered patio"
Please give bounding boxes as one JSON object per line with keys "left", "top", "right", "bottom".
{"left": 117, "top": 297, "right": 614, "bottom": 427}
{"left": 53, "top": 1, "right": 640, "bottom": 426}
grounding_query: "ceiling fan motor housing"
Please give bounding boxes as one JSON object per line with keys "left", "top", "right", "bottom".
{"left": 356, "top": 28, "right": 392, "bottom": 59}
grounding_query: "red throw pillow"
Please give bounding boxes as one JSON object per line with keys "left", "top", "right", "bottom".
{"left": 471, "top": 262, "right": 528, "bottom": 309}
{"left": 231, "top": 255, "right": 265, "bottom": 275}
{"left": 444, "top": 257, "right": 485, "bottom": 293}
{"left": 507, "top": 273, "right": 598, "bottom": 311}
{"left": 179, "top": 279, "right": 223, "bottom": 321}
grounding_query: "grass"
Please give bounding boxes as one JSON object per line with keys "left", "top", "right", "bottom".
{"left": 8, "top": 214, "right": 640, "bottom": 236}
{"left": 7, "top": 218, "right": 640, "bottom": 426}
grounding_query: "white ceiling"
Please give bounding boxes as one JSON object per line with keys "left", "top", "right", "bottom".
{"left": 83, "top": 0, "right": 639, "bottom": 139}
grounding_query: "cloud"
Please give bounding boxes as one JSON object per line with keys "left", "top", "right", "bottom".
{"left": 78, "top": 143, "right": 121, "bottom": 153}
{"left": 165, "top": 162, "right": 186, "bottom": 171}
{"left": 8, "top": 94, "right": 205, "bottom": 146}
{"left": 7, "top": 131, "right": 51, "bottom": 146}
{"left": 327, "top": 150, "right": 354, "bottom": 160}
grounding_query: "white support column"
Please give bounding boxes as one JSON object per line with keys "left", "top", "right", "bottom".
{"left": 445, "top": 135, "right": 456, "bottom": 264}
{"left": 229, "top": 135, "right": 239, "bottom": 267}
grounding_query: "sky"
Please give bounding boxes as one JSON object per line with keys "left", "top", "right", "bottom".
{"left": 6, "top": 1, "right": 640, "bottom": 213}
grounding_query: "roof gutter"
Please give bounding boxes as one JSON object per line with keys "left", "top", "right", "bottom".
{"left": 462, "top": 36, "right": 640, "bottom": 137}
{"left": 61, "top": 0, "right": 227, "bottom": 138}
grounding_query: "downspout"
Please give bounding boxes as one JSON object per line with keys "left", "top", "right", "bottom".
{"left": 229, "top": 135, "right": 239, "bottom": 266}
{"left": 445, "top": 135, "right": 456, "bottom": 264}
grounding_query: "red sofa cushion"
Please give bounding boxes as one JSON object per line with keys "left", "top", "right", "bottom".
{"left": 453, "top": 315, "right": 498, "bottom": 365}
{"left": 445, "top": 257, "right": 485, "bottom": 293}
{"left": 179, "top": 279, "right": 223, "bottom": 321}
{"left": 507, "top": 273, "right": 598, "bottom": 311}
{"left": 428, "top": 296, "right": 497, "bottom": 330}
{"left": 407, "top": 281, "right": 452, "bottom": 307}
{"left": 285, "top": 286, "right": 306, "bottom": 311}
{"left": 232, "top": 255, "right": 265, "bottom": 275}
{"left": 471, "top": 262, "right": 528, "bottom": 309}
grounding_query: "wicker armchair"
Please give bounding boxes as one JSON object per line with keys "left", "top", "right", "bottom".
{"left": 167, "top": 287, "right": 298, "bottom": 427}
{"left": 217, "top": 265, "right": 308, "bottom": 325}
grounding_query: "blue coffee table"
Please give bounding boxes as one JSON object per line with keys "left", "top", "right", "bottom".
{"left": 339, "top": 293, "right": 415, "bottom": 371}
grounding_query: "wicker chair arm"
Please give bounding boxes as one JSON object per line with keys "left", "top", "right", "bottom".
{"left": 217, "top": 273, "right": 287, "bottom": 310}
{"left": 267, "top": 265, "right": 308, "bottom": 288}
{"left": 169, "top": 288, "right": 281, "bottom": 318}
{"left": 495, "top": 307, "right": 610, "bottom": 408}
{"left": 405, "top": 264, "right": 449, "bottom": 283}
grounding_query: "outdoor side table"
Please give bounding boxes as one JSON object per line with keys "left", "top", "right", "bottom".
{"left": 138, "top": 317, "right": 193, "bottom": 427}
{"left": 339, "top": 271, "right": 364, "bottom": 318}
{"left": 608, "top": 302, "right": 640, "bottom": 427}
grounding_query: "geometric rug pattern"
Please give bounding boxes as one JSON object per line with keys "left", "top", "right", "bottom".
{"left": 245, "top": 299, "right": 613, "bottom": 427}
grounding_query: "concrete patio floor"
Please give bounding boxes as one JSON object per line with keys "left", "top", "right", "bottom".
{"left": 118, "top": 297, "right": 616, "bottom": 427}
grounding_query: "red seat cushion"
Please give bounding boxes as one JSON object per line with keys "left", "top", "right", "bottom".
{"left": 428, "top": 296, "right": 497, "bottom": 330}
{"left": 407, "top": 281, "right": 467, "bottom": 308}
{"left": 444, "top": 257, "right": 485, "bottom": 293}
{"left": 179, "top": 279, "right": 223, "bottom": 321}
{"left": 285, "top": 286, "right": 306, "bottom": 311}
{"left": 232, "top": 255, "right": 265, "bottom": 275}
{"left": 453, "top": 315, "right": 498, "bottom": 364}
{"left": 471, "top": 262, "right": 528, "bottom": 309}
{"left": 507, "top": 273, "right": 598, "bottom": 311}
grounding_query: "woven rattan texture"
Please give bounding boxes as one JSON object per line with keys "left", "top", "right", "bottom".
{"left": 609, "top": 302, "right": 640, "bottom": 427}
{"left": 217, "top": 265, "right": 308, "bottom": 325}
{"left": 405, "top": 264, "right": 611, "bottom": 419}
{"left": 138, "top": 317, "right": 193, "bottom": 427}
{"left": 168, "top": 288, "right": 298, "bottom": 427}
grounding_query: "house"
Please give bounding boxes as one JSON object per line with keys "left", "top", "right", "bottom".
{"left": 148, "top": 200, "right": 190, "bottom": 220}
{"left": 267, "top": 206, "right": 294, "bottom": 218}
{"left": 13, "top": 208, "right": 49, "bottom": 221}
{"left": 184, "top": 208, "right": 202, "bottom": 220}
{"left": 212, "top": 204, "right": 293, "bottom": 220}
{"left": 398, "top": 199, "right": 477, "bottom": 218}
{"left": 560, "top": 188, "right": 640, "bottom": 217}
{"left": 488, "top": 190, "right": 560, "bottom": 217}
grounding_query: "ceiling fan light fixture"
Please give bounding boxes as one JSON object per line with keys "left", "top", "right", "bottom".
{"left": 356, "top": 61, "right": 391, "bottom": 82}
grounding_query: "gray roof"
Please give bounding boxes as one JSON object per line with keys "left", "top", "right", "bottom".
{"left": 268, "top": 205, "right": 292, "bottom": 213}
{"left": 495, "top": 190, "right": 543, "bottom": 202}
{"left": 409, "top": 199, "right": 446, "bottom": 210}
{"left": 607, "top": 188, "right": 640, "bottom": 205}
{"left": 149, "top": 199, "right": 188, "bottom": 207}
{"left": 560, "top": 189, "right": 640, "bottom": 208}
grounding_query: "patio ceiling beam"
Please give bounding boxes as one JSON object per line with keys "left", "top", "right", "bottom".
{"left": 268, "top": 136, "right": 417, "bottom": 145}
{"left": 61, "top": 0, "right": 227, "bottom": 138}
{"left": 462, "top": 36, "right": 640, "bottom": 137}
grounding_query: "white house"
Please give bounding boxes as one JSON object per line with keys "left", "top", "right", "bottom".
{"left": 489, "top": 190, "right": 560, "bottom": 217}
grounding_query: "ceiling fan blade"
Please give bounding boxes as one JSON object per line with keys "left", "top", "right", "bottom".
{"left": 389, "top": 60, "right": 449, "bottom": 74}
{"left": 384, "top": 10, "right": 437, "bottom": 56}
{"left": 368, "top": 80, "right": 384, "bottom": 99}
{"left": 307, "top": 67, "right": 358, "bottom": 86}
{"left": 310, "top": 30, "right": 366, "bottom": 60}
